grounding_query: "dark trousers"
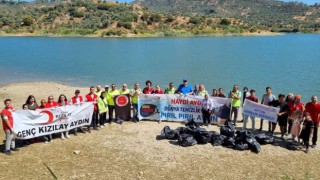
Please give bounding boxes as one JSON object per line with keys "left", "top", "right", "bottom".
{"left": 99, "top": 112, "right": 106, "bottom": 126}
{"left": 230, "top": 107, "right": 239, "bottom": 125}
{"left": 108, "top": 105, "right": 115, "bottom": 123}
{"left": 132, "top": 103, "right": 138, "bottom": 121}
{"left": 313, "top": 126, "right": 318, "bottom": 145}
{"left": 260, "top": 119, "right": 272, "bottom": 131}
{"left": 91, "top": 111, "right": 98, "bottom": 128}
{"left": 202, "top": 109, "right": 211, "bottom": 124}
{"left": 288, "top": 119, "right": 293, "bottom": 134}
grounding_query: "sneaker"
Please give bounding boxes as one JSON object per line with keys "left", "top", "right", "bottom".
{"left": 100, "top": 125, "right": 105, "bottom": 129}
{"left": 11, "top": 148, "right": 20, "bottom": 151}
{"left": 4, "top": 150, "right": 12, "bottom": 156}
{"left": 49, "top": 139, "right": 53, "bottom": 143}
{"left": 61, "top": 134, "right": 65, "bottom": 140}
{"left": 311, "top": 145, "right": 317, "bottom": 148}
{"left": 207, "top": 124, "right": 211, "bottom": 128}
{"left": 305, "top": 148, "right": 309, "bottom": 153}
{"left": 44, "top": 141, "right": 49, "bottom": 144}
{"left": 74, "top": 132, "right": 78, "bottom": 136}
{"left": 66, "top": 134, "right": 70, "bottom": 139}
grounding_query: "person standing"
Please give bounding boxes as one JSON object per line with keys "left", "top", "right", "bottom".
{"left": 107, "top": 84, "right": 120, "bottom": 123}
{"left": 153, "top": 85, "right": 163, "bottom": 94}
{"left": 240, "top": 87, "right": 250, "bottom": 122}
{"left": 57, "top": 94, "right": 70, "bottom": 139}
{"left": 269, "top": 94, "right": 289, "bottom": 137}
{"left": 259, "top": 87, "right": 276, "bottom": 132}
{"left": 95, "top": 85, "right": 103, "bottom": 97}
{"left": 130, "top": 83, "right": 141, "bottom": 123}
{"left": 193, "top": 85, "right": 200, "bottom": 96}
{"left": 177, "top": 78, "right": 193, "bottom": 95}
{"left": 202, "top": 93, "right": 213, "bottom": 126}
{"left": 25, "top": 95, "right": 38, "bottom": 110}
{"left": 1, "top": 99, "right": 19, "bottom": 155}
{"left": 97, "top": 91, "right": 108, "bottom": 128}
{"left": 104, "top": 85, "right": 109, "bottom": 93}
{"left": 46, "top": 96, "right": 57, "bottom": 108}
{"left": 211, "top": 89, "right": 218, "bottom": 97}
{"left": 143, "top": 80, "right": 154, "bottom": 94}
{"left": 299, "top": 113, "right": 314, "bottom": 153}
{"left": 243, "top": 89, "right": 258, "bottom": 130}
{"left": 228, "top": 85, "right": 242, "bottom": 125}
{"left": 286, "top": 93, "right": 294, "bottom": 103}
{"left": 119, "top": 83, "right": 130, "bottom": 95}
{"left": 218, "top": 88, "right": 226, "bottom": 98}
{"left": 198, "top": 84, "right": 207, "bottom": 97}
{"left": 70, "top": 90, "right": 86, "bottom": 135}
{"left": 164, "top": 82, "right": 175, "bottom": 94}
{"left": 86, "top": 86, "right": 99, "bottom": 131}
{"left": 304, "top": 95, "right": 320, "bottom": 148}
{"left": 38, "top": 99, "right": 53, "bottom": 143}
{"left": 288, "top": 94, "right": 304, "bottom": 141}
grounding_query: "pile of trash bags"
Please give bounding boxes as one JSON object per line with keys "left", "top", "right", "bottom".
{"left": 160, "top": 119, "right": 275, "bottom": 154}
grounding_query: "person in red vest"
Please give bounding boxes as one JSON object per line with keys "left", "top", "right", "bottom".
{"left": 288, "top": 94, "right": 304, "bottom": 141}
{"left": 38, "top": 99, "right": 53, "bottom": 143}
{"left": 70, "top": 90, "right": 86, "bottom": 135}
{"left": 57, "top": 94, "right": 70, "bottom": 140}
{"left": 153, "top": 85, "right": 163, "bottom": 94}
{"left": 86, "top": 86, "right": 99, "bottom": 131}
{"left": 1, "top": 99, "right": 20, "bottom": 155}
{"left": 46, "top": 95, "right": 57, "bottom": 108}
{"left": 305, "top": 95, "right": 320, "bottom": 148}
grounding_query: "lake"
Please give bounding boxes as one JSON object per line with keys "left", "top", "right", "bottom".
{"left": 0, "top": 34, "right": 319, "bottom": 102}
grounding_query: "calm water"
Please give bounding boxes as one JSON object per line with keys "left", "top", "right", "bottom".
{"left": 0, "top": 34, "right": 319, "bottom": 102}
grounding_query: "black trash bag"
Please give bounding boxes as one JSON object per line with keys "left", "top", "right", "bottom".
{"left": 185, "top": 119, "right": 200, "bottom": 134}
{"left": 286, "top": 141, "right": 301, "bottom": 151}
{"left": 211, "top": 134, "right": 226, "bottom": 146}
{"left": 220, "top": 122, "right": 235, "bottom": 137}
{"left": 222, "top": 137, "right": 236, "bottom": 148}
{"left": 254, "top": 133, "right": 275, "bottom": 145}
{"left": 160, "top": 126, "right": 179, "bottom": 140}
{"left": 235, "top": 130, "right": 249, "bottom": 143}
{"left": 176, "top": 127, "right": 188, "bottom": 134}
{"left": 177, "top": 134, "right": 197, "bottom": 147}
{"left": 246, "top": 136, "right": 261, "bottom": 153}
{"left": 234, "top": 142, "right": 249, "bottom": 151}
{"left": 193, "top": 128, "right": 211, "bottom": 144}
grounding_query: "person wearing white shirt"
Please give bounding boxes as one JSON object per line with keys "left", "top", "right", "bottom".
{"left": 201, "top": 93, "right": 213, "bottom": 126}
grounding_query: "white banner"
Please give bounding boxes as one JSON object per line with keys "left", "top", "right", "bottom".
{"left": 12, "top": 102, "right": 93, "bottom": 139}
{"left": 242, "top": 99, "right": 280, "bottom": 123}
{"left": 138, "top": 94, "right": 231, "bottom": 122}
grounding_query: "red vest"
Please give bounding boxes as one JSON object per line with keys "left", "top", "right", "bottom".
{"left": 71, "top": 96, "right": 83, "bottom": 104}
{"left": 86, "top": 93, "right": 98, "bottom": 111}
{"left": 1, "top": 108, "right": 14, "bottom": 131}
{"left": 45, "top": 101, "right": 57, "bottom": 108}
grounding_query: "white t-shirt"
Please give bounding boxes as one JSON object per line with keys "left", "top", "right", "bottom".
{"left": 262, "top": 94, "right": 276, "bottom": 105}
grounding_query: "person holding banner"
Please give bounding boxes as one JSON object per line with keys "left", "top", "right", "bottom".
{"left": 304, "top": 96, "right": 320, "bottom": 148}
{"left": 198, "top": 84, "right": 207, "bottom": 97}
{"left": 193, "top": 85, "right": 200, "bottom": 95}
{"left": 120, "top": 83, "right": 130, "bottom": 95}
{"left": 1, "top": 99, "right": 20, "bottom": 155}
{"left": 164, "top": 82, "right": 175, "bottom": 94}
{"left": 240, "top": 87, "right": 250, "bottom": 123}
{"left": 46, "top": 96, "right": 57, "bottom": 108}
{"left": 86, "top": 87, "right": 99, "bottom": 131}
{"left": 143, "top": 80, "right": 154, "bottom": 94}
{"left": 177, "top": 78, "right": 193, "bottom": 95}
{"left": 153, "top": 85, "right": 163, "bottom": 94}
{"left": 211, "top": 89, "right": 218, "bottom": 97}
{"left": 229, "top": 85, "right": 242, "bottom": 125}
{"left": 98, "top": 91, "right": 108, "bottom": 128}
{"left": 38, "top": 99, "right": 53, "bottom": 143}
{"left": 269, "top": 94, "right": 289, "bottom": 137}
{"left": 243, "top": 89, "right": 258, "bottom": 130}
{"left": 218, "top": 88, "right": 227, "bottom": 98}
{"left": 130, "top": 83, "right": 141, "bottom": 123}
{"left": 58, "top": 94, "right": 70, "bottom": 139}
{"left": 95, "top": 85, "right": 103, "bottom": 97}
{"left": 107, "top": 84, "right": 120, "bottom": 123}
{"left": 259, "top": 87, "right": 276, "bottom": 132}
{"left": 70, "top": 90, "right": 86, "bottom": 135}
{"left": 202, "top": 93, "right": 213, "bottom": 126}
{"left": 26, "top": 95, "right": 38, "bottom": 110}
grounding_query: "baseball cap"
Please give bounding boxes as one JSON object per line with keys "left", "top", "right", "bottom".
{"left": 105, "top": 85, "right": 109, "bottom": 88}
{"left": 75, "top": 90, "right": 80, "bottom": 94}
{"left": 294, "top": 94, "right": 301, "bottom": 100}
{"left": 183, "top": 78, "right": 188, "bottom": 82}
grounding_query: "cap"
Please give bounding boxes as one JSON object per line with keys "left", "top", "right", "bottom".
{"left": 288, "top": 93, "right": 294, "bottom": 97}
{"left": 75, "top": 90, "right": 80, "bottom": 94}
{"left": 104, "top": 85, "right": 109, "bottom": 88}
{"left": 183, "top": 78, "right": 188, "bottom": 82}
{"left": 294, "top": 94, "right": 301, "bottom": 100}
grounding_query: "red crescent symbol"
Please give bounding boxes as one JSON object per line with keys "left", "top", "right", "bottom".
{"left": 40, "top": 110, "right": 54, "bottom": 124}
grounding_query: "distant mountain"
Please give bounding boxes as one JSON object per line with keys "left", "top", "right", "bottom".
{"left": 134, "top": 0, "right": 320, "bottom": 31}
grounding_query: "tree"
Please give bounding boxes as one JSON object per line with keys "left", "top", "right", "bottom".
{"left": 22, "top": 15, "right": 34, "bottom": 26}
{"left": 220, "top": 18, "right": 231, "bottom": 26}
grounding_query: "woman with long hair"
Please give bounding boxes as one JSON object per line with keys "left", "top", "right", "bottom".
{"left": 57, "top": 94, "right": 70, "bottom": 140}
{"left": 97, "top": 91, "right": 108, "bottom": 128}
{"left": 25, "top": 95, "right": 38, "bottom": 110}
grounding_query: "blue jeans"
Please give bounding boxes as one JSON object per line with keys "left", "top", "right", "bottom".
{"left": 132, "top": 103, "right": 138, "bottom": 121}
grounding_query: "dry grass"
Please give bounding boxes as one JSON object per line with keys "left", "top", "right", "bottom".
{"left": 0, "top": 82, "right": 319, "bottom": 180}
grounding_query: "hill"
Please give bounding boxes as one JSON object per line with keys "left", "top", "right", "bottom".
{"left": 134, "top": 0, "right": 320, "bottom": 32}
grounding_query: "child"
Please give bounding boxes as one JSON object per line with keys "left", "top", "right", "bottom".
{"left": 299, "top": 113, "right": 314, "bottom": 153}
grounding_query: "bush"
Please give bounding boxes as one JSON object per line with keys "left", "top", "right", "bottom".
{"left": 22, "top": 15, "right": 34, "bottom": 26}
{"left": 71, "top": 10, "right": 84, "bottom": 18}
{"left": 220, "top": 18, "right": 231, "bottom": 26}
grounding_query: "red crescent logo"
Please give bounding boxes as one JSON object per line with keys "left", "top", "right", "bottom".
{"left": 40, "top": 110, "right": 54, "bottom": 124}
{"left": 116, "top": 95, "right": 129, "bottom": 107}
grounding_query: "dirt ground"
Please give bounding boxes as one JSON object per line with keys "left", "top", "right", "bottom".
{"left": 0, "top": 82, "right": 319, "bottom": 180}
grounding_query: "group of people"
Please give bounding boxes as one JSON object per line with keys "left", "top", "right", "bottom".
{"left": 1, "top": 79, "right": 319, "bottom": 155}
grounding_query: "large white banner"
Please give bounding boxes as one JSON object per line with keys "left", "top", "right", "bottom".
{"left": 242, "top": 99, "right": 280, "bottom": 123}
{"left": 138, "top": 94, "right": 231, "bottom": 122}
{"left": 12, "top": 102, "right": 93, "bottom": 139}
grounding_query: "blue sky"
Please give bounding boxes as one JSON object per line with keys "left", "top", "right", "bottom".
{"left": 111, "top": 0, "right": 319, "bottom": 5}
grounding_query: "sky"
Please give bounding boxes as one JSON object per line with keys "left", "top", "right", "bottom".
{"left": 111, "top": 0, "right": 319, "bottom": 5}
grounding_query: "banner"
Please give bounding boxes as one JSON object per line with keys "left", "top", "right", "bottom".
{"left": 138, "top": 94, "right": 231, "bottom": 122}
{"left": 12, "top": 102, "right": 94, "bottom": 139}
{"left": 242, "top": 99, "right": 280, "bottom": 123}
{"left": 114, "top": 94, "right": 131, "bottom": 120}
